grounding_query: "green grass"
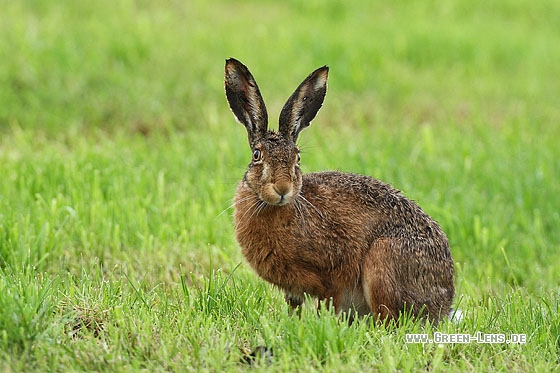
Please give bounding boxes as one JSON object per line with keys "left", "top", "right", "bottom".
{"left": 1, "top": 0, "right": 559, "bottom": 371}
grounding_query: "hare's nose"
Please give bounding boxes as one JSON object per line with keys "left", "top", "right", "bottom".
{"left": 273, "top": 182, "right": 292, "bottom": 198}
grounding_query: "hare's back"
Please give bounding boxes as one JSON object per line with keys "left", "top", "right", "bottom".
{"left": 301, "top": 171, "right": 407, "bottom": 210}
{"left": 300, "top": 171, "right": 447, "bottom": 242}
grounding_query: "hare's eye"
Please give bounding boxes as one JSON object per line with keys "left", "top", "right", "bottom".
{"left": 252, "top": 149, "right": 262, "bottom": 162}
{"left": 296, "top": 152, "right": 301, "bottom": 163}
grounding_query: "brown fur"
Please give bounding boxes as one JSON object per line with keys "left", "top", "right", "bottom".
{"left": 225, "top": 58, "right": 454, "bottom": 324}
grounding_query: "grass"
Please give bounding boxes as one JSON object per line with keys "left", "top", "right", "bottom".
{"left": 1, "top": 0, "right": 559, "bottom": 371}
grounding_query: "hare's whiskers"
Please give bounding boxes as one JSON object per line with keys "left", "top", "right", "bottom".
{"left": 292, "top": 198, "right": 305, "bottom": 221}
{"left": 298, "top": 195, "right": 323, "bottom": 218}
{"left": 251, "top": 200, "right": 268, "bottom": 220}
{"left": 215, "top": 197, "right": 243, "bottom": 219}
{"left": 235, "top": 197, "right": 262, "bottom": 227}
{"left": 218, "top": 195, "right": 255, "bottom": 217}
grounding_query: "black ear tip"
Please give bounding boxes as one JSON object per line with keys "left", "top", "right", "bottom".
{"left": 314, "top": 66, "right": 329, "bottom": 81}
{"left": 225, "top": 58, "right": 246, "bottom": 70}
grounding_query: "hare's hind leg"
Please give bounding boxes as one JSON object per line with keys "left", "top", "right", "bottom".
{"left": 335, "top": 286, "right": 371, "bottom": 323}
{"left": 361, "top": 238, "right": 403, "bottom": 322}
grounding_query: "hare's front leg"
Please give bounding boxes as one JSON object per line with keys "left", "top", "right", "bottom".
{"left": 284, "top": 293, "right": 304, "bottom": 315}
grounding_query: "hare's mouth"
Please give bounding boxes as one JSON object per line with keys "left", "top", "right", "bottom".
{"left": 260, "top": 184, "right": 295, "bottom": 206}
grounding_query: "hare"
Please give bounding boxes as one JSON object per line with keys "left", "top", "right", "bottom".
{"left": 225, "top": 58, "right": 454, "bottom": 323}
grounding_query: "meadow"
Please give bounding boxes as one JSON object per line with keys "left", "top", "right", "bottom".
{"left": 1, "top": 0, "right": 559, "bottom": 371}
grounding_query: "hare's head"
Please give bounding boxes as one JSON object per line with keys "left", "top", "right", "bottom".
{"left": 225, "top": 58, "right": 328, "bottom": 206}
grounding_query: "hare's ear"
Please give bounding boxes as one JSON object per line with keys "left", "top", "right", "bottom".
{"left": 278, "top": 66, "right": 328, "bottom": 142}
{"left": 225, "top": 58, "right": 268, "bottom": 147}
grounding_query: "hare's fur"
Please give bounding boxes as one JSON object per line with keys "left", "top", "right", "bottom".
{"left": 225, "top": 58, "right": 454, "bottom": 323}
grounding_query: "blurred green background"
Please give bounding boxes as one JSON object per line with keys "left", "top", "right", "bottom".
{"left": 3, "top": 0, "right": 558, "bottom": 132}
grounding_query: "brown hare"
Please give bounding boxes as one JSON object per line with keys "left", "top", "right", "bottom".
{"left": 225, "top": 58, "right": 454, "bottom": 324}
